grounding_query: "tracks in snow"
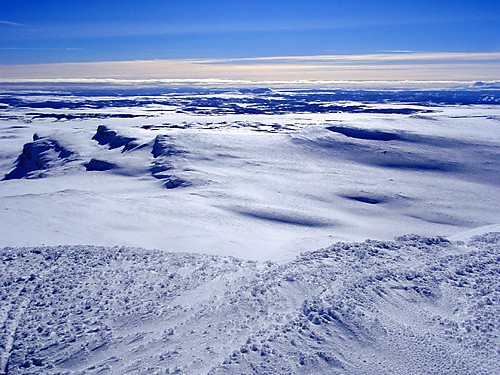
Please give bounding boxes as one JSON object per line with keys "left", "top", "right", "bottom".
{"left": 0, "top": 257, "right": 58, "bottom": 375}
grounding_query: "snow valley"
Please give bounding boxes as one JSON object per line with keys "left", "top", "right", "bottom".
{"left": 0, "top": 85, "right": 499, "bottom": 374}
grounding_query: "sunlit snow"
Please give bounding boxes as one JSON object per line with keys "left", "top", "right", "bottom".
{"left": 0, "top": 86, "right": 498, "bottom": 374}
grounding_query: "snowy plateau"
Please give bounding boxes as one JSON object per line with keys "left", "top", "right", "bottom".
{"left": 0, "top": 86, "right": 499, "bottom": 374}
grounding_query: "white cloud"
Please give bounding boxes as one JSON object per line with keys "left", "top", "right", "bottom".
{"left": 0, "top": 20, "right": 23, "bottom": 27}
{"left": 197, "top": 52, "right": 500, "bottom": 64}
{"left": 0, "top": 52, "right": 498, "bottom": 84}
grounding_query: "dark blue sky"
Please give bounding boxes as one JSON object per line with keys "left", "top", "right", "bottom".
{"left": 1, "top": 0, "right": 499, "bottom": 64}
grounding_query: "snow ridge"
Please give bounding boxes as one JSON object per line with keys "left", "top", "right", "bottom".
{"left": 3, "top": 135, "right": 76, "bottom": 180}
{"left": 1, "top": 234, "right": 498, "bottom": 374}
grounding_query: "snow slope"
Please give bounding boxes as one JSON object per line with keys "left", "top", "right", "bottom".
{"left": 0, "top": 89, "right": 499, "bottom": 261}
{"left": 1, "top": 233, "right": 498, "bottom": 374}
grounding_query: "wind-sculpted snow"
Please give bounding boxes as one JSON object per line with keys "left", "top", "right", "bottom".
{"left": 150, "top": 135, "right": 190, "bottom": 189}
{"left": 0, "top": 93, "right": 499, "bottom": 259}
{"left": 84, "top": 159, "right": 116, "bottom": 172}
{"left": 3, "top": 136, "right": 76, "bottom": 180}
{"left": 91, "top": 125, "right": 140, "bottom": 152}
{"left": 296, "top": 124, "right": 500, "bottom": 186}
{"left": 326, "top": 126, "right": 400, "bottom": 141}
{"left": 1, "top": 234, "right": 498, "bottom": 374}
{"left": 227, "top": 206, "right": 335, "bottom": 228}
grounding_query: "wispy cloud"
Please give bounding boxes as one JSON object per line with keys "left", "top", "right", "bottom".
{"left": 3, "top": 20, "right": 335, "bottom": 40}
{"left": 377, "top": 50, "right": 415, "bottom": 54}
{"left": 1, "top": 47, "right": 81, "bottom": 51}
{"left": 0, "top": 20, "right": 24, "bottom": 27}
{"left": 196, "top": 52, "right": 500, "bottom": 64}
{"left": 0, "top": 52, "right": 498, "bottom": 83}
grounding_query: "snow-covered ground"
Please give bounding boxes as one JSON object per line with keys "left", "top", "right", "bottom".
{"left": 0, "top": 89, "right": 499, "bottom": 261}
{"left": 0, "top": 87, "right": 499, "bottom": 373}
{"left": 1, "top": 234, "right": 498, "bottom": 374}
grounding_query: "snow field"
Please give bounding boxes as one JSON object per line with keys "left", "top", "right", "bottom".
{"left": 0, "top": 101, "right": 498, "bottom": 261}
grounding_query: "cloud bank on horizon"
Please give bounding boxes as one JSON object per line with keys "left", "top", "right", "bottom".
{"left": 1, "top": 52, "right": 500, "bottom": 83}
{"left": 0, "top": 0, "right": 499, "bottom": 83}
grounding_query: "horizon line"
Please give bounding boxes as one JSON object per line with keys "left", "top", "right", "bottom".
{"left": 1, "top": 78, "right": 499, "bottom": 91}
{"left": 1, "top": 52, "right": 499, "bottom": 83}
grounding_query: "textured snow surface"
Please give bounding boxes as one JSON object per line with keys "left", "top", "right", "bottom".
{"left": 1, "top": 234, "right": 498, "bottom": 374}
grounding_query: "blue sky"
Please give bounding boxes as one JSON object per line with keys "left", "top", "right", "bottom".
{"left": 1, "top": 0, "right": 499, "bottom": 81}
